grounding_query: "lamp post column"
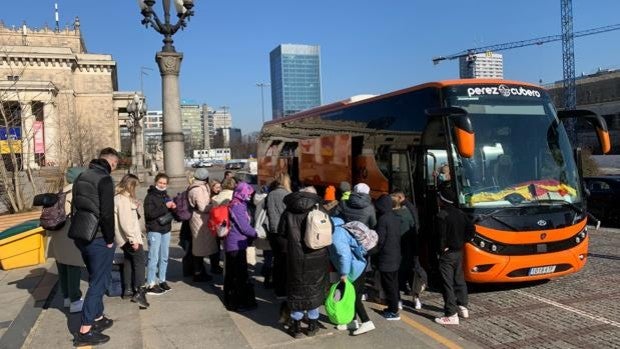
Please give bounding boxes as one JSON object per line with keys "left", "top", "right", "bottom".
{"left": 156, "top": 51, "right": 185, "bottom": 183}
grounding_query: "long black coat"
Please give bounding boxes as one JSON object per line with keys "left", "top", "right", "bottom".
{"left": 278, "top": 191, "right": 330, "bottom": 310}
{"left": 375, "top": 195, "right": 402, "bottom": 272}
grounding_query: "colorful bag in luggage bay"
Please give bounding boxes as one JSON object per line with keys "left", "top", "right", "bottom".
{"left": 208, "top": 204, "right": 230, "bottom": 238}
{"left": 304, "top": 204, "right": 332, "bottom": 249}
{"left": 324, "top": 279, "right": 356, "bottom": 325}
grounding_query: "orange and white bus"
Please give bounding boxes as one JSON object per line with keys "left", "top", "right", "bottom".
{"left": 258, "top": 79, "right": 611, "bottom": 283}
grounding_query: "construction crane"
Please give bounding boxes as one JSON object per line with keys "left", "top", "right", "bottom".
{"left": 431, "top": 23, "right": 620, "bottom": 67}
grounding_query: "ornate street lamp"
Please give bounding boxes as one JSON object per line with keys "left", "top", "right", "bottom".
{"left": 137, "top": 0, "right": 194, "bottom": 184}
{"left": 126, "top": 92, "right": 147, "bottom": 178}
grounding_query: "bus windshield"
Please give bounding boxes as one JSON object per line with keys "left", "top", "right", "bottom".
{"left": 444, "top": 84, "right": 582, "bottom": 208}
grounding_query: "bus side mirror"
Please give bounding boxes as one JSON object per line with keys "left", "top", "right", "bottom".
{"left": 425, "top": 107, "right": 475, "bottom": 158}
{"left": 557, "top": 110, "right": 611, "bottom": 154}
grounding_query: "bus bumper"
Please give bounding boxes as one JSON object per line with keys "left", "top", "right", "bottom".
{"left": 463, "top": 235, "right": 589, "bottom": 283}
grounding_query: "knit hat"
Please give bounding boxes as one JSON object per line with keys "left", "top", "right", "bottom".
{"left": 65, "top": 167, "right": 86, "bottom": 184}
{"left": 324, "top": 185, "right": 336, "bottom": 201}
{"left": 194, "top": 168, "right": 210, "bottom": 181}
{"left": 339, "top": 181, "right": 351, "bottom": 193}
{"left": 353, "top": 183, "right": 370, "bottom": 195}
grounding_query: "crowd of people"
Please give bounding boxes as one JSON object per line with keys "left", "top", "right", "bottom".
{"left": 51, "top": 148, "right": 474, "bottom": 347}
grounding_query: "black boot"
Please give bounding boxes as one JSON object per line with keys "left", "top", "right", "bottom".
{"left": 306, "top": 319, "right": 319, "bottom": 337}
{"left": 131, "top": 287, "right": 150, "bottom": 309}
{"left": 287, "top": 320, "right": 302, "bottom": 339}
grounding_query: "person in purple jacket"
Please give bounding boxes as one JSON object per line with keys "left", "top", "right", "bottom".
{"left": 224, "top": 182, "right": 258, "bottom": 312}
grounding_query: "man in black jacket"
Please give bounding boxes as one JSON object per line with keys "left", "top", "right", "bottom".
{"left": 434, "top": 185, "right": 474, "bottom": 326}
{"left": 374, "top": 194, "right": 402, "bottom": 321}
{"left": 71, "top": 148, "right": 119, "bottom": 346}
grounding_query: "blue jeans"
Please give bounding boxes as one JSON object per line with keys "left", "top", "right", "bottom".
{"left": 291, "top": 308, "right": 320, "bottom": 321}
{"left": 74, "top": 237, "right": 115, "bottom": 326}
{"left": 146, "top": 232, "right": 170, "bottom": 285}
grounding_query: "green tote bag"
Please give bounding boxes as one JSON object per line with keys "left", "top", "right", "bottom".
{"left": 324, "top": 279, "right": 356, "bottom": 325}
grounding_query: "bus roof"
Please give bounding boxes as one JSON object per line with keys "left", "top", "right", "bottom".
{"left": 263, "top": 78, "right": 541, "bottom": 127}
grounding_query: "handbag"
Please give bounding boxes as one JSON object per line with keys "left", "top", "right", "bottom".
{"left": 157, "top": 212, "right": 174, "bottom": 226}
{"left": 68, "top": 210, "right": 99, "bottom": 242}
{"left": 324, "top": 279, "right": 356, "bottom": 325}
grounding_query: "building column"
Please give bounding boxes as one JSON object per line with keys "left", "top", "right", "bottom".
{"left": 156, "top": 51, "right": 186, "bottom": 184}
{"left": 43, "top": 101, "right": 58, "bottom": 166}
{"left": 20, "top": 102, "right": 38, "bottom": 170}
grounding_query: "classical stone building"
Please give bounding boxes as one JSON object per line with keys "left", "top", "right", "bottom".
{"left": 546, "top": 69, "right": 620, "bottom": 154}
{"left": 0, "top": 19, "right": 137, "bottom": 168}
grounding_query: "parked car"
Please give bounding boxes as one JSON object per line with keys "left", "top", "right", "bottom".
{"left": 192, "top": 160, "right": 213, "bottom": 168}
{"left": 584, "top": 176, "right": 620, "bottom": 227}
{"left": 225, "top": 162, "right": 244, "bottom": 170}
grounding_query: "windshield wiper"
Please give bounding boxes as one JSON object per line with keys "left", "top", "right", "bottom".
{"left": 474, "top": 207, "right": 519, "bottom": 231}
{"left": 533, "top": 199, "right": 584, "bottom": 215}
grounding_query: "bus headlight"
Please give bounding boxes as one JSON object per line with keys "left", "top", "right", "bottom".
{"left": 491, "top": 244, "right": 498, "bottom": 252}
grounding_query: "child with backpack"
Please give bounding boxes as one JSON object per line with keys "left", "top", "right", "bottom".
{"left": 223, "top": 182, "right": 258, "bottom": 311}
{"left": 328, "top": 217, "right": 376, "bottom": 335}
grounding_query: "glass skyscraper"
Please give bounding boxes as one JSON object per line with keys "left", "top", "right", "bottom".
{"left": 270, "top": 44, "right": 322, "bottom": 120}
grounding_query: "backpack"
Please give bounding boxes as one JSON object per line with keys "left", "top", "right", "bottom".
{"left": 304, "top": 204, "right": 333, "bottom": 249}
{"left": 343, "top": 221, "right": 378, "bottom": 254}
{"left": 172, "top": 187, "right": 196, "bottom": 221}
{"left": 208, "top": 204, "right": 231, "bottom": 238}
{"left": 252, "top": 193, "right": 269, "bottom": 239}
{"left": 40, "top": 190, "right": 68, "bottom": 230}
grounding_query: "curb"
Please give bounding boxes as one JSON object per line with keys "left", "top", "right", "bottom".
{"left": 0, "top": 266, "right": 57, "bottom": 349}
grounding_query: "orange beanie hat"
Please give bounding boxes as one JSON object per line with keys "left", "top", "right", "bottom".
{"left": 324, "top": 185, "right": 336, "bottom": 201}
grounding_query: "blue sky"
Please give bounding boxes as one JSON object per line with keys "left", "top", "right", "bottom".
{"left": 2, "top": 1, "right": 619, "bottom": 134}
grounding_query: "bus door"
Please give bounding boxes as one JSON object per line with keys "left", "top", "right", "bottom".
{"left": 419, "top": 148, "right": 448, "bottom": 283}
{"left": 388, "top": 151, "right": 414, "bottom": 196}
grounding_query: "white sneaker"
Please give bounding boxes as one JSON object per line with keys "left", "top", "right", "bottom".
{"left": 352, "top": 321, "right": 376, "bottom": 336}
{"left": 63, "top": 298, "right": 70, "bottom": 308}
{"left": 458, "top": 306, "right": 469, "bottom": 319}
{"left": 69, "top": 299, "right": 84, "bottom": 313}
{"left": 398, "top": 300, "right": 403, "bottom": 310}
{"left": 435, "top": 314, "right": 459, "bottom": 325}
{"left": 336, "top": 320, "right": 359, "bottom": 331}
{"left": 414, "top": 298, "right": 422, "bottom": 310}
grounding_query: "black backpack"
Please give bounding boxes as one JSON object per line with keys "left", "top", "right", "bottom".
{"left": 40, "top": 190, "right": 68, "bottom": 230}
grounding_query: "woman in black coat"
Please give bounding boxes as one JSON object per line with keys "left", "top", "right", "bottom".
{"left": 278, "top": 187, "right": 329, "bottom": 338}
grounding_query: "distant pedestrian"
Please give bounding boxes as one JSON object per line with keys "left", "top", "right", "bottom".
{"left": 279, "top": 186, "right": 330, "bottom": 338}
{"left": 144, "top": 173, "right": 176, "bottom": 295}
{"left": 339, "top": 181, "right": 352, "bottom": 201}
{"left": 374, "top": 194, "right": 402, "bottom": 321}
{"left": 392, "top": 189, "right": 426, "bottom": 310}
{"left": 266, "top": 173, "right": 292, "bottom": 298}
{"left": 223, "top": 170, "right": 236, "bottom": 185}
{"left": 188, "top": 168, "right": 218, "bottom": 282}
{"left": 329, "top": 217, "right": 375, "bottom": 335}
{"left": 392, "top": 193, "right": 415, "bottom": 299}
{"left": 210, "top": 180, "right": 222, "bottom": 197}
{"left": 434, "top": 185, "right": 474, "bottom": 325}
{"left": 224, "top": 182, "right": 258, "bottom": 311}
{"left": 47, "top": 167, "right": 86, "bottom": 314}
{"left": 70, "top": 147, "right": 119, "bottom": 346}
{"left": 333, "top": 183, "right": 377, "bottom": 229}
{"left": 114, "top": 174, "right": 149, "bottom": 308}
{"left": 323, "top": 185, "right": 339, "bottom": 213}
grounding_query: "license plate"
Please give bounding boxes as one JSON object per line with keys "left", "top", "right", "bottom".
{"left": 528, "top": 265, "right": 557, "bottom": 276}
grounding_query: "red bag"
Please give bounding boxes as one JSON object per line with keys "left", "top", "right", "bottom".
{"left": 208, "top": 204, "right": 230, "bottom": 237}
